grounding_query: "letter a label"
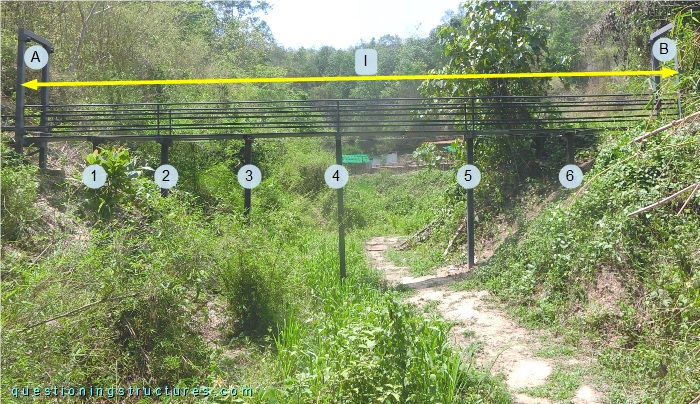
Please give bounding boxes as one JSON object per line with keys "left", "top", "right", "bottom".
{"left": 24, "top": 45, "right": 49, "bottom": 70}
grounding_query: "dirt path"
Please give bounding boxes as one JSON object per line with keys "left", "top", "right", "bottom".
{"left": 366, "top": 236, "right": 604, "bottom": 404}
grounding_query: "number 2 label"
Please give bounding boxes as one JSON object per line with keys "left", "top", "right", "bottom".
{"left": 155, "top": 164, "right": 178, "bottom": 189}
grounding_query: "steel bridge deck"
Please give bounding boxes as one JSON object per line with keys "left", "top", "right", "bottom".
{"left": 2, "top": 94, "right": 677, "bottom": 146}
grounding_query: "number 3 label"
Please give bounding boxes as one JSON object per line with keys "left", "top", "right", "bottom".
{"left": 457, "top": 164, "right": 481, "bottom": 189}
{"left": 558, "top": 164, "right": 583, "bottom": 189}
{"left": 82, "top": 164, "right": 107, "bottom": 189}
{"left": 155, "top": 164, "right": 178, "bottom": 189}
{"left": 237, "top": 164, "right": 261, "bottom": 189}
{"left": 324, "top": 164, "right": 349, "bottom": 189}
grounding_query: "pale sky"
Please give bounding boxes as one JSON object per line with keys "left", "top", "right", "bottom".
{"left": 263, "top": 0, "right": 463, "bottom": 49}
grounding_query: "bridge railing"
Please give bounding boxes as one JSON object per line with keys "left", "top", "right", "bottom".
{"left": 2, "top": 94, "right": 678, "bottom": 141}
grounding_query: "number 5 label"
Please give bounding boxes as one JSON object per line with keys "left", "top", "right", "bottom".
{"left": 324, "top": 164, "right": 349, "bottom": 189}
{"left": 155, "top": 164, "right": 179, "bottom": 189}
{"left": 237, "top": 164, "right": 262, "bottom": 189}
{"left": 457, "top": 164, "right": 481, "bottom": 189}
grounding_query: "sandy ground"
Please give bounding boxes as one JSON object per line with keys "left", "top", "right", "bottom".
{"left": 366, "top": 236, "right": 604, "bottom": 404}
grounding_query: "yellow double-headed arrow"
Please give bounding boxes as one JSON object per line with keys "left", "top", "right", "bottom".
{"left": 22, "top": 67, "right": 677, "bottom": 90}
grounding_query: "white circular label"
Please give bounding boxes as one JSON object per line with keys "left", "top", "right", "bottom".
{"left": 559, "top": 164, "right": 583, "bottom": 189}
{"left": 24, "top": 45, "right": 49, "bottom": 70}
{"left": 652, "top": 37, "right": 676, "bottom": 62}
{"left": 154, "top": 164, "right": 178, "bottom": 189}
{"left": 457, "top": 164, "right": 481, "bottom": 189}
{"left": 237, "top": 164, "right": 261, "bottom": 189}
{"left": 324, "top": 164, "right": 349, "bottom": 189}
{"left": 82, "top": 164, "right": 107, "bottom": 189}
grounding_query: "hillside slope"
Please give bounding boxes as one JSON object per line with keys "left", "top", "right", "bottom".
{"left": 464, "top": 112, "right": 700, "bottom": 402}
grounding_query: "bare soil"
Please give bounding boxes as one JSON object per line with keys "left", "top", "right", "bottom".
{"left": 366, "top": 236, "right": 604, "bottom": 404}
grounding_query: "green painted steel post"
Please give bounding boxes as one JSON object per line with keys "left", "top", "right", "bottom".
{"left": 244, "top": 136, "right": 252, "bottom": 219}
{"left": 466, "top": 98, "right": 475, "bottom": 268}
{"left": 336, "top": 101, "right": 346, "bottom": 280}
{"left": 160, "top": 139, "right": 171, "bottom": 197}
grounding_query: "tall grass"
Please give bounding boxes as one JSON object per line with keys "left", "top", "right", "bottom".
{"left": 2, "top": 140, "right": 508, "bottom": 402}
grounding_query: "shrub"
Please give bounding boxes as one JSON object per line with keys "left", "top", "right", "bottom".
{"left": 83, "top": 146, "right": 138, "bottom": 216}
{"left": 1, "top": 146, "right": 38, "bottom": 241}
{"left": 219, "top": 249, "right": 289, "bottom": 336}
{"left": 113, "top": 290, "right": 211, "bottom": 385}
{"left": 274, "top": 293, "right": 510, "bottom": 403}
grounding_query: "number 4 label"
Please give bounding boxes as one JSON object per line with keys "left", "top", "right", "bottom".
{"left": 325, "top": 164, "right": 349, "bottom": 189}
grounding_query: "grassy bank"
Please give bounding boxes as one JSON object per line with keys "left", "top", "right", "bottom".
{"left": 456, "top": 119, "right": 700, "bottom": 402}
{"left": 1, "top": 139, "right": 508, "bottom": 402}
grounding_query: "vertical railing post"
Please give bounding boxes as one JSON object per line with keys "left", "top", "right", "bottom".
{"left": 243, "top": 136, "right": 252, "bottom": 218}
{"left": 15, "top": 29, "right": 27, "bottom": 155}
{"left": 156, "top": 104, "right": 161, "bottom": 136}
{"left": 160, "top": 139, "right": 171, "bottom": 197}
{"left": 648, "top": 22, "right": 674, "bottom": 117}
{"left": 466, "top": 97, "right": 476, "bottom": 268}
{"left": 335, "top": 101, "right": 346, "bottom": 280}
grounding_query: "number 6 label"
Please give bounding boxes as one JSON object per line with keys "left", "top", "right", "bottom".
{"left": 155, "top": 164, "right": 179, "bottom": 189}
{"left": 324, "top": 164, "right": 349, "bottom": 189}
{"left": 82, "top": 164, "right": 107, "bottom": 189}
{"left": 237, "top": 164, "right": 262, "bottom": 189}
{"left": 559, "top": 164, "right": 583, "bottom": 189}
{"left": 457, "top": 164, "right": 481, "bottom": 189}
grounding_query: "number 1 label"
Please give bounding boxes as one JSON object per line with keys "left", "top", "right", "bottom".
{"left": 82, "top": 164, "right": 107, "bottom": 189}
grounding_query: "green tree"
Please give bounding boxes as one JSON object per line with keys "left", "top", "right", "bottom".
{"left": 421, "top": 0, "right": 559, "bottom": 190}
{"left": 422, "top": 0, "right": 554, "bottom": 99}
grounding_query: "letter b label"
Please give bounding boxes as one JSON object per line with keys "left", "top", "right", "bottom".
{"left": 652, "top": 37, "right": 676, "bottom": 62}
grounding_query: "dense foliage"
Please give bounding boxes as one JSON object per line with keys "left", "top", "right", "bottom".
{"left": 2, "top": 1, "right": 699, "bottom": 402}
{"left": 464, "top": 119, "right": 699, "bottom": 402}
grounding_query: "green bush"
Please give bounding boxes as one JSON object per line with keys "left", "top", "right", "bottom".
{"left": 219, "top": 248, "right": 289, "bottom": 336}
{"left": 1, "top": 146, "right": 38, "bottom": 241}
{"left": 274, "top": 293, "right": 509, "bottom": 403}
{"left": 113, "top": 290, "right": 211, "bottom": 385}
{"left": 83, "top": 146, "right": 137, "bottom": 216}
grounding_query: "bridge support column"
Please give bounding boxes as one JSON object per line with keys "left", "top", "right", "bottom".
{"left": 243, "top": 136, "right": 252, "bottom": 219}
{"left": 38, "top": 140, "right": 48, "bottom": 168}
{"left": 335, "top": 102, "right": 346, "bottom": 280}
{"left": 465, "top": 134, "right": 475, "bottom": 268}
{"left": 15, "top": 29, "right": 54, "bottom": 162}
{"left": 565, "top": 132, "right": 575, "bottom": 164}
{"left": 159, "top": 139, "right": 172, "bottom": 197}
